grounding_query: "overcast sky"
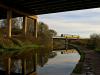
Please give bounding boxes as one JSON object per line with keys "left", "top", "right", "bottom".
{"left": 38, "top": 8, "right": 100, "bottom": 38}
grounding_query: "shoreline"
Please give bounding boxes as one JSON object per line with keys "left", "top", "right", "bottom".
{"left": 71, "top": 45, "right": 100, "bottom": 75}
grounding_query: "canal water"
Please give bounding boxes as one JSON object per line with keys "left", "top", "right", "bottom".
{"left": 37, "top": 49, "right": 80, "bottom": 75}
{"left": 0, "top": 49, "right": 80, "bottom": 75}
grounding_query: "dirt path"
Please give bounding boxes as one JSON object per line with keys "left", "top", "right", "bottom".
{"left": 83, "top": 49, "right": 100, "bottom": 75}
{"left": 71, "top": 45, "right": 100, "bottom": 75}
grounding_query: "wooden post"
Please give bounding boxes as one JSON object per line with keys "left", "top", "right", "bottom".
{"left": 23, "top": 16, "right": 28, "bottom": 36}
{"left": 68, "top": 40, "right": 70, "bottom": 49}
{"left": 34, "top": 19, "right": 37, "bottom": 38}
{"left": 22, "top": 59, "right": 26, "bottom": 75}
{"left": 52, "top": 38, "right": 54, "bottom": 50}
{"left": 65, "top": 38, "right": 68, "bottom": 49}
{"left": 7, "top": 10, "right": 12, "bottom": 38}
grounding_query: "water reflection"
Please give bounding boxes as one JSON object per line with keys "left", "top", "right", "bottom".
{"left": 0, "top": 50, "right": 37, "bottom": 75}
{"left": 61, "top": 49, "right": 78, "bottom": 54}
{"left": 37, "top": 49, "right": 80, "bottom": 75}
{"left": 0, "top": 49, "right": 80, "bottom": 75}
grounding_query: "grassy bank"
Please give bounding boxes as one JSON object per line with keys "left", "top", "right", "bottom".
{"left": 0, "top": 37, "right": 40, "bottom": 57}
{"left": 95, "top": 48, "right": 100, "bottom": 53}
{"left": 70, "top": 44, "right": 85, "bottom": 74}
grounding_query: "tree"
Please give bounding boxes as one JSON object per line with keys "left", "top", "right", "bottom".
{"left": 38, "top": 22, "right": 48, "bottom": 33}
{"left": 48, "top": 29, "right": 57, "bottom": 37}
{"left": 88, "top": 33, "right": 100, "bottom": 50}
{"left": 37, "top": 22, "right": 57, "bottom": 51}
{"left": 0, "top": 17, "right": 22, "bottom": 29}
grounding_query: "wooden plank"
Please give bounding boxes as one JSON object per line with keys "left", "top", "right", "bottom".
{"left": 0, "top": 2, "right": 37, "bottom": 19}
{"left": 28, "top": 16, "right": 38, "bottom": 20}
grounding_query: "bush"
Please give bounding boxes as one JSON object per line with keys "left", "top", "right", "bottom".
{"left": 73, "top": 62, "right": 83, "bottom": 73}
{"left": 95, "top": 48, "right": 100, "bottom": 52}
{"left": 0, "top": 38, "right": 14, "bottom": 48}
{"left": 11, "top": 38, "right": 23, "bottom": 47}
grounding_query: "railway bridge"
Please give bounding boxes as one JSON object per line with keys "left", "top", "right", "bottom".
{"left": 52, "top": 34, "right": 80, "bottom": 50}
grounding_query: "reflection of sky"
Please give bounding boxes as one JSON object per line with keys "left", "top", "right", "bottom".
{"left": 37, "top": 51, "right": 80, "bottom": 75}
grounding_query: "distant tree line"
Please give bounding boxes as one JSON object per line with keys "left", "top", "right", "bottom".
{"left": 70, "top": 33, "right": 100, "bottom": 52}
{"left": 87, "top": 33, "right": 100, "bottom": 52}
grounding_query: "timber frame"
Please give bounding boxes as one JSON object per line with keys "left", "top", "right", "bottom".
{"left": 0, "top": 2, "right": 37, "bottom": 38}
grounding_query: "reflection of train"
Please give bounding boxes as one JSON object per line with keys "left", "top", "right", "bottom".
{"left": 61, "top": 49, "right": 78, "bottom": 54}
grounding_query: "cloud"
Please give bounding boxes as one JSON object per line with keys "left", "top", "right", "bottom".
{"left": 38, "top": 8, "right": 100, "bottom": 38}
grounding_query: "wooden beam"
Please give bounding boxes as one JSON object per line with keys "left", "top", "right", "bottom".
{"left": 0, "top": 3, "right": 37, "bottom": 19}
{"left": 28, "top": 16, "right": 38, "bottom": 20}
{"left": 7, "top": 10, "right": 12, "bottom": 38}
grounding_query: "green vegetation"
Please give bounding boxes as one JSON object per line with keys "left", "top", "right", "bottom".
{"left": 70, "top": 45, "right": 85, "bottom": 74}
{"left": 73, "top": 62, "right": 83, "bottom": 74}
{"left": 0, "top": 37, "right": 39, "bottom": 56}
{"left": 53, "top": 39, "right": 66, "bottom": 49}
{"left": 71, "top": 33, "right": 100, "bottom": 53}
{"left": 89, "top": 34, "right": 100, "bottom": 52}
{"left": 37, "top": 22, "right": 57, "bottom": 50}
{"left": 71, "top": 33, "right": 100, "bottom": 74}
{"left": 0, "top": 18, "right": 57, "bottom": 58}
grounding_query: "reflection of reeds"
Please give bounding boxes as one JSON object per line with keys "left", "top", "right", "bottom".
{"left": 0, "top": 47, "right": 51, "bottom": 75}
{"left": 0, "top": 49, "right": 36, "bottom": 75}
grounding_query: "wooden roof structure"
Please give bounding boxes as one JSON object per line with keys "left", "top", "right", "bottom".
{"left": 0, "top": 0, "right": 100, "bottom": 18}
